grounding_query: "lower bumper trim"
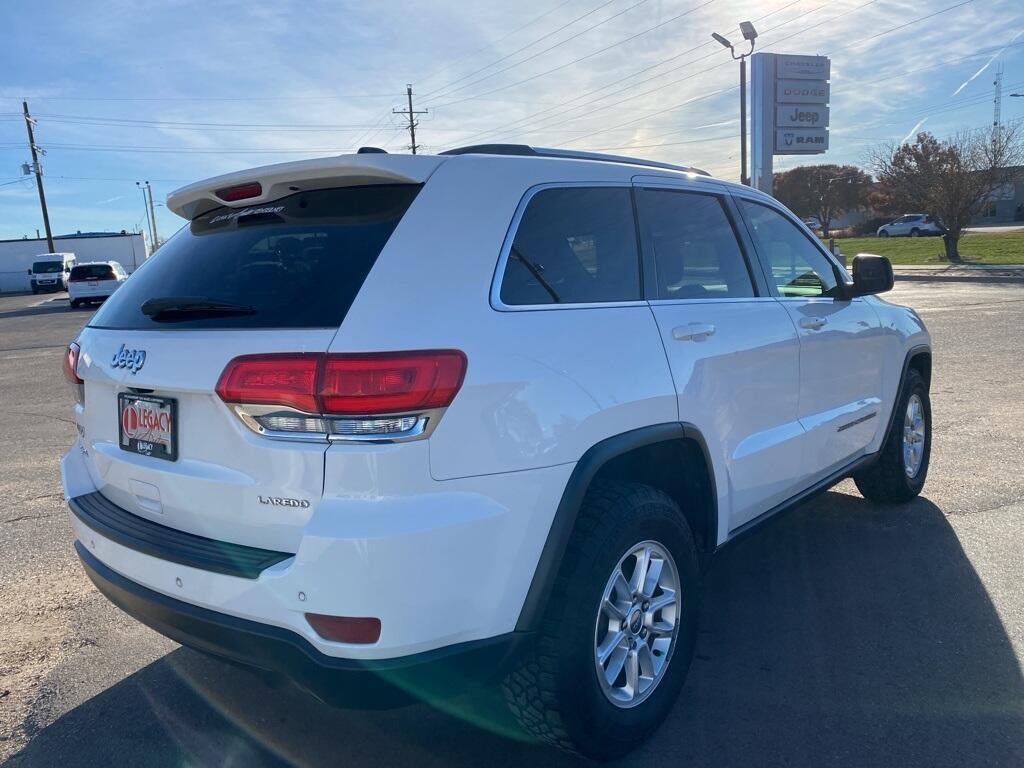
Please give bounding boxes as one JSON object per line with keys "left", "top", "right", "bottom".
{"left": 76, "top": 542, "right": 527, "bottom": 707}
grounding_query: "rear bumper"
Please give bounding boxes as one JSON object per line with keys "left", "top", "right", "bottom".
{"left": 76, "top": 541, "right": 527, "bottom": 706}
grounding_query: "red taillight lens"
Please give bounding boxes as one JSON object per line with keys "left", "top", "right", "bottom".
{"left": 216, "top": 354, "right": 320, "bottom": 413}
{"left": 320, "top": 351, "right": 467, "bottom": 414}
{"left": 215, "top": 181, "right": 262, "bottom": 202}
{"left": 215, "top": 351, "right": 466, "bottom": 416}
{"left": 305, "top": 614, "right": 381, "bottom": 644}
{"left": 63, "top": 342, "right": 83, "bottom": 385}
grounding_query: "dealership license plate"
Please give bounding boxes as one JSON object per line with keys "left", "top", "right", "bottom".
{"left": 118, "top": 393, "right": 177, "bottom": 461}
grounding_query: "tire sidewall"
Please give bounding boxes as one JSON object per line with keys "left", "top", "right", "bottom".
{"left": 555, "top": 502, "right": 700, "bottom": 757}
{"left": 899, "top": 373, "right": 931, "bottom": 493}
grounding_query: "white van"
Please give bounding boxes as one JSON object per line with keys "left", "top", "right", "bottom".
{"left": 29, "top": 253, "right": 76, "bottom": 294}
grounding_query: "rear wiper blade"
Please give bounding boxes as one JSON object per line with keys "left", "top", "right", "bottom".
{"left": 141, "top": 296, "right": 257, "bottom": 319}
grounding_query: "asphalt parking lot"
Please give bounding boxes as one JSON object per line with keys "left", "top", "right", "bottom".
{"left": 1, "top": 278, "right": 1022, "bottom": 767}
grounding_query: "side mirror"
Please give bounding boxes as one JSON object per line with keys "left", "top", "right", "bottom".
{"left": 27, "top": 269, "right": 32, "bottom": 275}
{"left": 845, "top": 253, "right": 894, "bottom": 297}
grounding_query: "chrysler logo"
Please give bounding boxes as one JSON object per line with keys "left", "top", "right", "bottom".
{"left": 111, "top": 343, "right": 146, "bottom": 374}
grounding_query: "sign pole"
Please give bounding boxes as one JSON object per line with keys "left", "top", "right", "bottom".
{"left": 740, "top": 57, "right": 748, "bottom": 186}
{"left": 750, "top": 53, "right": 775, "bottom": 195}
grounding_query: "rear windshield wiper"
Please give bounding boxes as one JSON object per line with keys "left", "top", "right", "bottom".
{"left": 510, "top": 246, "right": 560, "bottom": 303}
{"left": 141, "top": 296, "right": 257, "bottom": 320}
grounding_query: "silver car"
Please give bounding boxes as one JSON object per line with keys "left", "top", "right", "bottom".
{"left": 877, "top": 214, "right": 943, "bottom": 237}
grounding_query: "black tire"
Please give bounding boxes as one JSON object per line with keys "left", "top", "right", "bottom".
{"left": 502, "top": 481, "right": 700, "bottom": 760}
{"left": 879, "top": 230, "right": 890, "bottom": 238}
{"left": 910, "top": 228, "right": 920, "bottom": 237}
{"left": 854, "top": 368, "right": 930, "bottom": 503}
{"left": 31, "top": 287, "right": 38, "bottom": 295}
{"left": 70, "top": 299, "right": 79, "bottom": 309}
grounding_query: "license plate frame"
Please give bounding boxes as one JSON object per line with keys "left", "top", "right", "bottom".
{"left": 117, "top": 393, "right": 178, "bottom": 462}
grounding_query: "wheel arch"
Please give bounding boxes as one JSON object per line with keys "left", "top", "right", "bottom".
{"left": 514, "top": 423, "right": 717, "bottom": 632}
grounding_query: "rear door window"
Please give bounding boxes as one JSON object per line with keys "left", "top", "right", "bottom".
{"left": 635, "top": 188, "right": 755, "bottom": 300}
{"left": 499, "top": 186, "right": 640, "bottom": 306}
{"left": 90, "top": 184, "right": 420, "bottom": 330}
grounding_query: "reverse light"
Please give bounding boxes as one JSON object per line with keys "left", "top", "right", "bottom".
{"left": 63, "top": 342, "right": 83, "bottom": 385}
{"left": 305, "top": 613, "right": 381, "bottom": 644}
{"left": 215, "top": 181, "right": 263, "bottom": 202}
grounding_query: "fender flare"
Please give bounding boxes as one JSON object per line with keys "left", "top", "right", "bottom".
{"left": 514, "top": 422, "right": 716, "bottom": 632}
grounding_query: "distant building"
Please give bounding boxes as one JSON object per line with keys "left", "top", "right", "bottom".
{"left": 973, "top": 166, "right": 1024, "bottom": 224}
{"left": 0, "top": 231, "right": 149, "bottom": 293}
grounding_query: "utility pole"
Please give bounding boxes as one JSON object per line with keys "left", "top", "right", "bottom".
{"left": 22, "top": 101, "right": 55, "bottom": 253}
{"left": 136, "top": 182, "right": 154, "bottom": 248}
{"left": 993, "top": 61, "right": 1004, "bottom": 147}
{"left": 145, "top": 181, "right": 159, "bottom": 249}
{"left": 393, "top": 84, "right": 427, "bottom": 154}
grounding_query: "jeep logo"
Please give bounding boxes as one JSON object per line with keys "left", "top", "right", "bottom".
{"left": 111, "top": 344, "right": 146, "bottom": 374}
{"left": 787, "top": 107, "right": 820, "bottom": 125}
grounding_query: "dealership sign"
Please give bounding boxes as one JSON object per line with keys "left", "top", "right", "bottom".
{"left": 751, "top": 52, "right": 832, "bottom": 193}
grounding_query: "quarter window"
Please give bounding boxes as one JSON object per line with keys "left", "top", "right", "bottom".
{"left": 499, "top": 187, "right": 640, "bottom": 306}
{"left": 739, "top": 200, "right": 839, "bottom": 298}
{"left": 636, "top": 188, "right": 754, "bottom": 300}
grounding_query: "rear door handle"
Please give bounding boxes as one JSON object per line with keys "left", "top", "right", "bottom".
{"left": 799, "top": 316, "right": 828, "bottom": 331}
{"left": 672, "top": 322, "right": 716, "bottom": 341}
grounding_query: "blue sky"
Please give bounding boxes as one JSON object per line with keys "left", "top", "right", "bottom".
{"left": 2, "top": 0, "right": 1023, "bottom": 243}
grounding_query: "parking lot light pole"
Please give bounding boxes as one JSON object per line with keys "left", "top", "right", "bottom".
{"left": 712, "top": 22, "right": 758, "bottom": 186}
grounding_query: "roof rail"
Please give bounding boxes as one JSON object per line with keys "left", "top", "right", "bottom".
{"left": 438, "top": 144, "right": 710, "bottom": 176}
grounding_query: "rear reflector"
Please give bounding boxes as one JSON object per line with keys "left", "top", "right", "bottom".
{"left": 63, "top": 342, "right": 83, "bottom": 385}
{"left": 215, "top": 181, "right": 263, "bottom": 202}
{"left": 305, "top": 614, "right": 381, "bottom": 644}
{"left": 216, "top": 350, "right": 466, "bottom": 416}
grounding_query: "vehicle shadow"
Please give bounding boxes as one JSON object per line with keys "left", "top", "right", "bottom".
{"left": 0, "top": 299, "right": 88, "bottom": 321}
{"left": 7, "top": 489, "right": 1023, "bottom": 767}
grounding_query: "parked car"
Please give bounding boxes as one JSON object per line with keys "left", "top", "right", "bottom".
{"left": 803, "top": 215, "right": 822, "bottom": 230}
{"left": 28, "top": 252, "right": 75, "bottom": 293}
{"left": 876, "top": 214, "right": 944, "bottom": 237}
{"left": 68, "top": 261, "right": 128, "bottom": 308}
{"left": 60, "top": 146, "right": 931, "bottom": 760}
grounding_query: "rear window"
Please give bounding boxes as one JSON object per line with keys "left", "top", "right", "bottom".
{"left": 33, "top": 261, "right": 64, "bottom": 273}
{"left": 90, "top": 184, "right": 420, "bottom": 330}
{"left": 71, "top": 264, "right": 116, "bottom": 280}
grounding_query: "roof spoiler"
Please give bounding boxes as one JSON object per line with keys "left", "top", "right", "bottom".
{"left": 167, "top": 153, "right": 444, "bottom": 220}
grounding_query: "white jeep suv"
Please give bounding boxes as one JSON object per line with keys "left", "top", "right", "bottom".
{"left": 61, "top": 145, "right": 931, "bottom": 760}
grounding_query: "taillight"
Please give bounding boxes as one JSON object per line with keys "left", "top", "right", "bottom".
{"left": 63, "top": 342, "right": 83, "bottom": 385}
{"left": 319, "top": 351, "right": 467, "bottom": 414}
{"left": 216, "top": 350, "right": 467, "bottom": 441}
{"left": 216, "top": 354, "right": 320, "bottom": 413}
{"left": 216, "top": 181, "right": 262, "bottom": 202}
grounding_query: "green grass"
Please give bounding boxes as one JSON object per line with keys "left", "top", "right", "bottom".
{"left": 825, "top": 232, "right": 1024, "bottom": 265}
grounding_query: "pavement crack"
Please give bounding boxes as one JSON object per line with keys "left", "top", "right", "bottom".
{"left": 9, "top": 410, "right": 76, "bottom": 426}
{"left": 0, "top": 511, "right": 61, "bottom": 525}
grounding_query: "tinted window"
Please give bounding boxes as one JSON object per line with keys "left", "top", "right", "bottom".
{"left": 71, "top": 264, "right": 116, "bottom": 280}
{"left": 739, "top": 200, "right": 838, "bottom": 298}
{"left": 90, "top": 185, "right": 419, "bottom": 329}
{"left": 500, "top": 187, "right": 640, "bottom": 305}
{"left": 636, "top": 189, "right": 754, "bottom": 300}
{"left": 33, "top": 261, "right": 64, "bottom": 273}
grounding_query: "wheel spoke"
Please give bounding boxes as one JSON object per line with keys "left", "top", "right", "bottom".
{"left": 612, "top": 571, "right": 631, "bottom": 603}
{"left": 624, "top": 648, "right": 639, "bottom": 696}
{"left": 602, "top": 596, "right": 627, "bottom": 622}
{"left": 604, "top": 644, "right": 629, "bottom": 686}
{"left": 647, "top": 588, "right": 677, "bottom": 615}
{"left": 641, "top": 557, "right": 664, "bottom": 598}
{"left": 597, "top": 629, "right": 627, "bottom": 665}
{"left": 629, "top": 546, "right": 652, "bottom": 595}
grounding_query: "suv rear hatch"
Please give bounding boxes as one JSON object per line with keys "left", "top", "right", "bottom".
{"left": 72, "top": 157, "right": 438, "bottom": 554}
{"left": 70, "top": 263, "right": 117, "bottom": 297}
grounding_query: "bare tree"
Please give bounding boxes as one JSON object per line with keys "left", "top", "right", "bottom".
{"left": 870, "top": 125, "right": 1024, "bottom": 262}
{"left": 773, "top": 164, "right": 872, "bottom": 237}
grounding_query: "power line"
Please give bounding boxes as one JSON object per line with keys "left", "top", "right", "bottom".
{"left": 419, "top": 0, "right": 622, "bottom": 98}
{"left": 428, "top": 0, "right": 716, "bottom": 111}
{"left": 446, "top": 0, "right": 814, "bottom": 147}
{"left": 423, "top": 0, "right": 655, "bottom": 104}
{"left": 418, "top": 0, "right": 576, "bottom": 84}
